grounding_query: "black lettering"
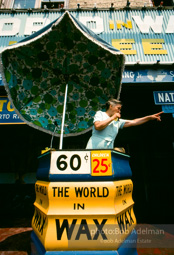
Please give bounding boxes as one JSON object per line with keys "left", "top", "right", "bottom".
{"left": 36, "top": 212, "right": 42, "bottom": 230}
{"left": 103, "top": 187, "right": 109, "bottom": 197}
{"left": 90, "top": 187, "right": 96, "bottom": 197}
{"left": 117, "top": 213, "right": 125, "bottom": 233}
{"left": 57, "top": 155, "right": 67, "bottom": 171}
{"left": 33, "top": 208, "right": 39, "bottom": 226}
{"left": 93, "top": 219, "right": 107, "bottom": 240}
{"left": 35, "top": 184, "right": 38, "bottom": 193}
{"left": 75, "top": 187, "right": 83, "bottom": 197}
{"left": 123, "top": 184, "right": 132, "bottom": 194}
{"left": 57, "top": 187, "right": 64, "bottom": 197}
{"left": 127, "top": 208, "right": 134, "bottom": 225}
{"left": 116, "top": 185, "right": 122, "bottom": 197}
{"left": 124, "top": 211, "right": 130, "bottom": 230}
{"left": 33, "top": 209, "right": 46, "bottom": 236}
{"left": 97, "top": 187, "right": 103, "bottom": 197}
{"left": 55, "top": 219, "right": 77, "bottom": 240}
{"left": 78, "top": 203, "right": 85, "bottom": 210}
{"left": 73, "top": 203, "right": 85, "bottom": 210}
{"left": 52, "top": 187, "right": 57, "bottom": 197}
{"left": 52, "top": 187, "right": 69, "bottom": 197}
{"left": 39, "top": 185, "right": 47, "bottom": 195}
{"left": 70, "top": 154, "right": 81, "bottom": 171}
{"left": 64, "top": 187, "right": 69, "bottom": 197}
{"left": 117, "top": 208, "right": 134, "bottom": 233}
{"left": 39, "top": 216, "right": 46, "bottom": 235}
{"left": 83, "top": 187, "right": 89, "bottom": 197}
{"left": 75, "top": 219, "right": 92, "bottom": 240}
{"left": 75, "top": 187, "right": 109, "bottom": 198}
{"left": 35, "top": 184, "right": 47, "bottom": 195}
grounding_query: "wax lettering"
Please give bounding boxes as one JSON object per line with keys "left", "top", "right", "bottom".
{"left": 55, "top": 219, "right": 108, "bottom": 240}
{"left": 75, "top": 219, "right": 91, "bottom": 240}
{"left": 56, "top": 219, "right": 77, "bottom": 240}
{"left": 93, "top": 219, "right": 107, "bottom": 240}
{"left": 33, "top": 208, "right": 46, "bottom": 235}
{"left": 117, "top": 208, "right": 134, "bottom": 233}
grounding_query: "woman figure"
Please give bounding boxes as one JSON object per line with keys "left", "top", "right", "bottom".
{"left": 86, "top": 99, "right": 163, "bottom": 149}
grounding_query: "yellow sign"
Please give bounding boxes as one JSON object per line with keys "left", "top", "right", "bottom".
{"left": 112, "top": 39, "right": 136, "bottom": 55}
{"left": 91, "top": 150, "right": 112, "bottom": 176}
{"left": 109, "top": 20, "right": 114, "bottom": 30}
{"left": 34, "top": 180, "right": 134, "bottom": 215}
{"left": 116, "top": 20, "right": 132, "bottom": 30}
{"left": 0, "top": 97, "right": 25, "bottom": 124}
{"left": 142, "top": 39, "right": 167, "bottom": 54}
{"left": 112, "top": 38, "right": 168, "bottom": 55}
{"left": 32, "top": 206, "right": 136, "bottom": 251}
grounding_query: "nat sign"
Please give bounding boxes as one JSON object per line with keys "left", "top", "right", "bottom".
{"left": 153, "top": 91, "right": 174, "bottom": 105}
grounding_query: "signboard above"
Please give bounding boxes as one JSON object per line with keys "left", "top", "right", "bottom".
{"left": 0, "top": 97, "right": 24, "bottom": 124}
{"left": 122, "top": 69, "right": 174, "bottom": 83}
{"left": 0, "top": 69, "right": 174, "bottom": 86}
{"left": 153, "top": 91, "right": 174, "bottom": 105}
{"left": 0, "top": 10, "right": 173, "bottom": 64}
{"left": 153, "top": 90, "right": 174, "bottom": 117}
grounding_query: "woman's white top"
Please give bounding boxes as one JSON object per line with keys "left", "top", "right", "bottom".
{"left": 86, "top": 111, "right": 127, "bottom": 149}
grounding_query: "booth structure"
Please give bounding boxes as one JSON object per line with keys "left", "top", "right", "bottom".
{"left": 31, "top": 149, "right": 138, "bottom": 255}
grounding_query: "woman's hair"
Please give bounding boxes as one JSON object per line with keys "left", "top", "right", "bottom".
{"left": 105, "top": 99, "right": 122, "bottom": 110}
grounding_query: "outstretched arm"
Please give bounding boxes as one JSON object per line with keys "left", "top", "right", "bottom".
{"left": 94, "top": 112, "right": 121, "bottom": 131}
{"left": 123, "top": 111, "right": 163, "bottom": 128}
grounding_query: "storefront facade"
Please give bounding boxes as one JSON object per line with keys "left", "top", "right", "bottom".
{"left": 0, "top": 8, "right": 173, "bottom": 223}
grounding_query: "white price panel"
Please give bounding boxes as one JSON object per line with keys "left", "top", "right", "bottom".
{"left": 50, "top": 151, "right": 91, "bottom": 174}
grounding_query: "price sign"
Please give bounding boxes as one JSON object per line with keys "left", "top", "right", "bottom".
{"left": 50, "top": 151, "right": 91, "bottom": 174}
{"left": 91, "top": 151, "right": 112, "bottom": 176}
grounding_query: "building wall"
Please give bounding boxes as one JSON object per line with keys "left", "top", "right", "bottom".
{"left": 68, "top": 0, "right": 153, "bottom": 9}
{"left": 0, "top": 0, "right": 42, "bottom": 9}
{"left": 0, "top": 0, "right": 13, "bottom": 9}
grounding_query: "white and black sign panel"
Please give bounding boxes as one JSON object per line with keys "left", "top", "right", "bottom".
{"left": 50, "top": 151, "right": 91, "bottom": 174}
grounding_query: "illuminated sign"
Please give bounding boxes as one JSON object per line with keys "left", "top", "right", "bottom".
{"left": 0, "top": 97, "right": 24, "bottom": 124}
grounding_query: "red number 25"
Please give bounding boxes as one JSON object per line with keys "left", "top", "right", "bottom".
{"left": 93, "top": 158, "right": 108, "bottom": 173}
